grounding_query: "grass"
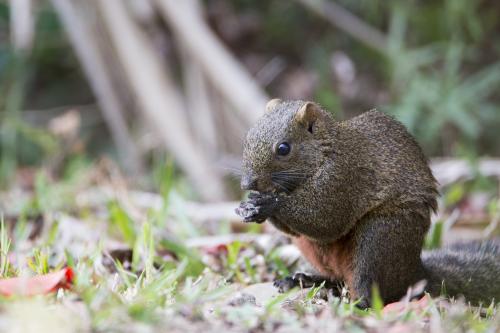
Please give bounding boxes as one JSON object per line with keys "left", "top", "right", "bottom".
{"left": 0, "top": 169, "right": 498, "bottom": 333}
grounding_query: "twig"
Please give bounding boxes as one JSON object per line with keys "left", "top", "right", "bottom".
{"left": 295, "top": 0, "right": 388, "bottom": 54}
{"left": 50, "top": 0, "right": 143, "bottom": 175}
{"left": 96, "top": 0, "right": 228, "bottom": 201}
{"left": 71, "top": 187, "right": 239, "bottom": 223}
{"left": 125, "top": 190, "right": 239, "bottom": 222}
{"left": 183, "top": 201, "right": 240, "bottom": 222}
{"left": 154, "top": 0, "right": 269, "bottom": 125}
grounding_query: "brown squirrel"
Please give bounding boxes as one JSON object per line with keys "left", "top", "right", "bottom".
{"left": 235, "top": 99, "right": 500, "bottom": 308}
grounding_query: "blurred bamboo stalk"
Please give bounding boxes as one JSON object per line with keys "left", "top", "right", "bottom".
{"left": 179, "top": 0, "right": 218, "bottom": 154}
{"left": 154, "top": 0, "right": 269, "bottom": 125}
{"left": 181, "top": 48, "right": 219, "bottom": 155}
{"left": 126, "top": 0, "right": 156, "bottom": 23}
{"left": 50, "top": 0, "right": 143, "bottom": 175}
{"left": 96, "top": 0, "right": 228, "bottom": 201}
{"left": 296, "top": 0, "right": 388, "bottom": 54}
{"left": 9, "top": 0, "right": 34, "bottom": 52}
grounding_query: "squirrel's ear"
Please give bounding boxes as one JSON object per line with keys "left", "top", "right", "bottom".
{"left": 296, "top": 101, "right": 320, "bottom": 133}
{"left": 265, "top": 98, "right": 282, "bottom": 113}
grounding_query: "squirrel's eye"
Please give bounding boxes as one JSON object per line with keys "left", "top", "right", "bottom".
{"left": 277, "top": 142, "right": 291, "bottom": 156}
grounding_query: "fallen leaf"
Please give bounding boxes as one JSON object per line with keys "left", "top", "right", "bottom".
{"left": 202, "top": 244, "right": 228, "bottom": 256}
{"left": 383, "top": 295, "right": 430, "bottom": 315}
{"left": 0, "top": 268, "right": 74, "bottom": 297}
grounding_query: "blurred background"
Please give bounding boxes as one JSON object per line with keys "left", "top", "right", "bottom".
{"left": 1, "top": 0, "right": 500, "bottom": 240}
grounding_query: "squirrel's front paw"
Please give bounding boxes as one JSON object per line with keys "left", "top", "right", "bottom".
{"left": 235, "top": 201, "right": 266, "bottom": 223}
{"left": 235, "top": 192, "right": 280, "bottom": 223}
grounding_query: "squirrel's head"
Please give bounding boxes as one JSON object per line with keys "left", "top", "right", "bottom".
{"left": 241, "top": 99, "right": 334, "bottom": 194}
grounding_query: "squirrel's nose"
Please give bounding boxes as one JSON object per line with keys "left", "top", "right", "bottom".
{"left": 241, "top": 175, "right": 259, "bottom": 191}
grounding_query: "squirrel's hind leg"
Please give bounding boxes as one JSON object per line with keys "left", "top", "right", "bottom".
{"left": 349, "top": 211, "right": 429, "bottom": 308}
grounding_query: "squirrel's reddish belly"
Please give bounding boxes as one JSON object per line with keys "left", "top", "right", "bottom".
{"left": 293, "top": 232, "right": 355, "bottom": 286}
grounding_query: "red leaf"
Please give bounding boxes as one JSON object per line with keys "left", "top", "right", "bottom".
{"left": 202, "top": 244, "right": 229, "bottom": 256}
{"left": 0, "top": 268, "right": 74, "bottom": 297}
{"left": 383, "top": 295, "right": 430, "bottom": 315}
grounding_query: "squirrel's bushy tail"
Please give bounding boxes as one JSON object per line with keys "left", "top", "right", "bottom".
{"left": 421, "top": 239, "right": 500, "bottom": 305}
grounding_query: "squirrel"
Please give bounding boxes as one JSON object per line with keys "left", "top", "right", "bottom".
{"left": 235, "top": 99, "right": 500, "bottom": 308}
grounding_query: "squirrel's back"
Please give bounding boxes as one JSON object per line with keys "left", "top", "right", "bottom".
{"left": 344, "top": 110, "right": 438, "bottom": 214}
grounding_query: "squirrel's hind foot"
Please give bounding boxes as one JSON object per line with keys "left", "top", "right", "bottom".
{"left": 273, "top": 272, "right": 340, "bottom": 294}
